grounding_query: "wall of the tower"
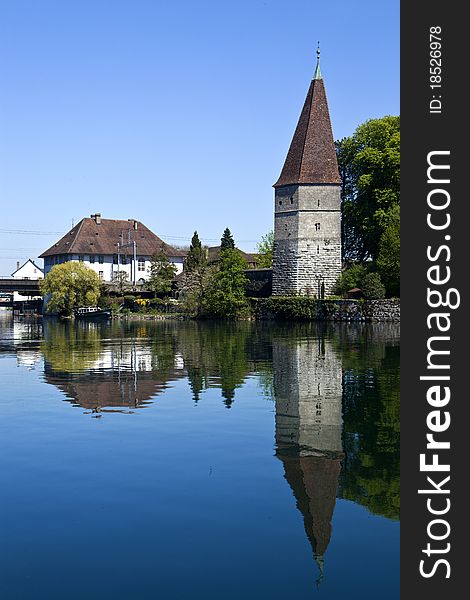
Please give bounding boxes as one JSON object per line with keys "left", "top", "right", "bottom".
{"left": 272, "top": 184, "right": 341, "bottom": 296}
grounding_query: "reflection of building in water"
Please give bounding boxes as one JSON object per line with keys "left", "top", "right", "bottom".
{"left": 274, "top": 336, "right": 342, "bottom": 455}
{"left": 43, "top": 339, "right": 185, "bottom": 413}
{"left": 273, "top": 335, "right": 343, "bottom": 584}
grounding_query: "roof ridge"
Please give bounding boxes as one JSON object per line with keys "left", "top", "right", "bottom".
{"left": 298, "top": 79, "right": 315, "bottom": 182}
{"left": 67, "top": 218, "right": 86, "bottom": 254}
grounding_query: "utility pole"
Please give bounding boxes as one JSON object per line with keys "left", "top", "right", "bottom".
{"left": 133, "top": 240, "right": 137, "bottom": 288}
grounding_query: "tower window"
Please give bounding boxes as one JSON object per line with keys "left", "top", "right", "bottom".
{"left": 318, "top": 199, "right": 320, "bottom": 207}
{"left": 315, "top": 222, "right": 321, "bottom": 231}
{"left": 279, "top": 200, "right": 282, "bottom": 206}
{"left": 290, "top": 196, "right": 294, "bottom": 204}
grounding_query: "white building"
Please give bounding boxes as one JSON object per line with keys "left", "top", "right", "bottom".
{"left": 11, "top": 259, "right": 44, "bottom": 301}
{"left": 39, "top": 214, "right": 185, "bottom": 284}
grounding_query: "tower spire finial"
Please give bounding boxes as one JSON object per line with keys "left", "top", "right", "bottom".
{"left": 314, "top": 41, "right": 322, "bottom": 80}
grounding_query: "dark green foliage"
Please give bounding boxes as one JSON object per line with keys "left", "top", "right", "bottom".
{"left": 376, "top": 204, "right": 400, "bottom": 297}
{"left": 202, "top": 249, "right": 249, "bottom": 318}
{"left": 256, "top": 231, "right": 274, "bottom": 268}
{"left": 336, "top": 116, "right": 400, "bottom": 262}
{"left": 361, "top": 272, "right": 386, "bottom": 300}
{"left": 147, "top": 250, "right": 177, "bottom": 297}
{"left": 334, "top": 264, "right": 367, "bottom": 296}
{"left": 185, "top": 231, "right": 206, "bottom": 272}
{"left": 123, "top": 295, "right": 136, "bottom": 309}
{"left": 220, "top": 227, "right": 235, "bottom": 251}
{"left": 336, "top": 328, "right": 400, "bottom": 520}
{"left": 181, "top": 231, "right": 212, "bottom": 317}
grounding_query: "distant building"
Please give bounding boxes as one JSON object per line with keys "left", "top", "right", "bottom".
{"left": 272, "top": 48, "right": 341, "bottom": 296}
{"left": 39, "top": 214, "right": 185, "bottom": 284}
{"left": 206, "top": 246, "right": 258, "bottom": 268}
{"left": 11, "top": 259, "right": 44, "bottom": 301}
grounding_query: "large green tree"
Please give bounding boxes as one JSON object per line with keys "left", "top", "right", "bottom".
{"left": 203, "top": 248, "right": 249, "bottom": 318}
{"left": 336, "top": 115, "right": 400, "bottom": 262}
{"left": 39, "top": 262, "right": 102, "bottom": 316}
{"left": 147, "top": 250, "right": 177, "bottom": 297}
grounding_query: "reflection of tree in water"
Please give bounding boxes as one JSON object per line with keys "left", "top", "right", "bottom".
{"left": 174, "top": 321, "right": 255, "bottom": 408}
{"left": 39, "top": 319, "right": 399, "bottom": 523}
{"left": 334, "top": 324, "right": 400, "bottom": 520}
{"left": 42, "top": 320, "right": 102, "bottom": 373}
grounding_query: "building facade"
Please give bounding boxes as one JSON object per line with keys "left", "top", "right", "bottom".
{"left": 11, "top": 259, "right": 44, "bottom": 301}
{"left": 272, "top": 50, "right": 341, "bottom": 296}
{"left": 39, "top": 214, "right": 185, "bottom": 284}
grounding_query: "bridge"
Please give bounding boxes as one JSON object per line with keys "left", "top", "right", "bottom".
{"left": 0, "top": 278, "right": 41, "bottom": 295}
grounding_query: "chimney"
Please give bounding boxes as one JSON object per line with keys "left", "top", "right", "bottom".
{"left": 128, "top": 218, "right": 138, "bottom": 230}
{"left": 16, "top": 261, "right": 20, "bottom": 271}
{"left": 91, "top": 213, "right": 102, "bottom": 225}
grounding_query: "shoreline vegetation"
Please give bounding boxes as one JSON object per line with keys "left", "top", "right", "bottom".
{"left": 35, "top": 116, "right": 400, "bottom": 322}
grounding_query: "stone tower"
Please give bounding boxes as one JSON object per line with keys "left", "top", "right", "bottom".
{"left": 272, "top": 48, "right": 341, "bottom": 296}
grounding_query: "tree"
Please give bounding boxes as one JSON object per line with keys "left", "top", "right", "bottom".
{"left": 39, "top": 262, "right": 101, "bottom": 316}
{"left": 336, "top": 116, "right": 400, "bottom": 262}
{"left": 220, "top": 228, "right": 235, "bottom": 251}
{"left": 112, "top": 270, "right": 131, "bottom": 295}
{"left": 181, "top": 231, "right": 213, "bottom": 316}
{"left": 185, "top": 231, "right": 206, "bottom": 272}
{"left": 334, "top": 264, "right": 367, "bottom": 296}
{"left": 256, "top": 230, "right": 274, "bottom": 268}
{"left": 361, "top": 272, "right": 386, "bottom": 300}
{"left": 147, "top": 250, "right": 177, "bottom": 297}
{"left": 203, "top": 249, "right": 249, "bottom": 318}
{"left": 376, "top": 204, "right": 400, "bottom": 297}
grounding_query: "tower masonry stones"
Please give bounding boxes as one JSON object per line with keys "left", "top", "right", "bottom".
{"left": 272, "top": 49, "right": 341, "bottom": 296}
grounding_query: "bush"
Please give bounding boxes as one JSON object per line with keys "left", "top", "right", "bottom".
{"left": 123, "top": 295, "right": 136, "bottom": 309}
{"left": 361, "top": 273, "right": 386, "bottom": 300}
{"left": 334, "top": 264, "right": 367, "bottom": 296}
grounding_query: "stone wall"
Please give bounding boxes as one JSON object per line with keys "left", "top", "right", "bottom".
{"left": 251, "top": 297, "right": 400, "bottom": 322}
{"left": 272, "top": 184, "right": 342, "bottom": 296}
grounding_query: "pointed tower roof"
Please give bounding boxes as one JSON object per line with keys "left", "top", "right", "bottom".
{"left": 274, "top": 47, "right": 341, "bottom": 187}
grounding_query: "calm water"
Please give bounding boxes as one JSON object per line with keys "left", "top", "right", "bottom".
{"left": 0, "top": 314, "right": 399, "bottom": 599}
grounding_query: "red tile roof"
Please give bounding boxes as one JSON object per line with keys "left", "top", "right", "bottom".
{"left": 39, "top": 217, "right": 185, "bottom": 258}
{"left": 274, "top": 77, "right": 341, "bottom": 187}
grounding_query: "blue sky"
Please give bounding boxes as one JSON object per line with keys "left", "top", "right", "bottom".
{"left": 0, "top": 0, "right": 399, "bottom": 273}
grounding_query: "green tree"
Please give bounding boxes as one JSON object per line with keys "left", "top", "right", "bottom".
{"left": 256, "top": 230, "right": 274, "bottom": 268}
{"left": 336, "top": 115, "right": 400, "bottom": 262}
{"left": 147, "top": 250, "right": 177, "bottom": 297}
{"left": 361, "top": 272, "right": 386, "bottom": 300}
{"left": 376, "top": 204, "right": 400, "bottom": 297}
{"left": 203, "top": 249, "right": 249, "bottom": 318}
{"left": 181, "top": 231, "right": 213, "bottom": 316}
{"left": 39, "top": 262, "right": 102, "bottom": 316}
{"left": 334, "top": 264, "right": 367, "bottom": 296}
{"left": 220, "top": 227, "right": 235, "bottom": 251}
{"left": 112, "top": 270, "right": 131, "bottom": 295}
{"left": 185, "top": 231, "right": 206, "bottom": 271}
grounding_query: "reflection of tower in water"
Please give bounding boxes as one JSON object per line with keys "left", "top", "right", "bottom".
{"left": 274, "top": 333, "right": 343, "bottom": 585}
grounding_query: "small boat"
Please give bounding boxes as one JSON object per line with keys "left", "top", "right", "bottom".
{"left": 75, "top": 306, "right": 111, "bottom": 320}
